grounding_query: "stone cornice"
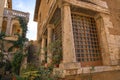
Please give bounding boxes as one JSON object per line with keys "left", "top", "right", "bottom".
{"left": 34, "top": 0, "right": 41, "bottom": 21}
{"left": 63, "top": 0, "right": 110, "bottom": 14}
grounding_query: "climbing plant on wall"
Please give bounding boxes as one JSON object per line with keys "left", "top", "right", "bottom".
{"left": 8, "top": 16, "right": 28, "bottom": 51}
{"left": 18, "top": 17, "right": 28, "bottom": 38}
{"left": 48, "top": 40, "right": 62, "bottom": 67}
{"left": 0, "top": 32, "right": 6, "bottom": 69}
{"left": 12, "top": 51, "right": 24, "bottom": 75}
{"left": 8, "top": 16, "right": 28, "bottom": 75}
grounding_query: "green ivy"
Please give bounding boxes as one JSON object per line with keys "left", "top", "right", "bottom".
{"left": 0, "top": 32, "right": 5, "bottom": 40}
{"left": 0, "top": 16, "right": 28, "bottom": 77}
{"left": 9, "top": 16, "right": 28, "bottom": 75}
{"left": 18, "top": 17, "right": 28, "bottom": 38}
{"left": 0, "top": 32, "right": 6, "bottom": 69}
{"left": 48, "top": 40, "right": 62, "bottom": 65}
{"left": 12, "top": 51, "right": 24, "bottom": 75}
{"left": 20, "top": 65, "right": 59, "bottom": 80}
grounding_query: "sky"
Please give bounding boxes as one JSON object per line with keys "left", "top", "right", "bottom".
{"left": 12, "top": 0, "right": 37, "bottom": 40}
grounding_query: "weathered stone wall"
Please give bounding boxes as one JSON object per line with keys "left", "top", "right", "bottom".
{"left": 38, "top": 0, "right": 56, "bottom": 39}
{"left": 64, "top": 70, "right": 120, "bottom": 80}
{"left": 37, "top": 0, "right": 120, "bottom": 66}
{"left": 3, "top": 8, "right": 29, "bottom": 35}
{"left": 27, "top": 41, "right": 40, "bottom": 66}
{"left": 102, "top": 0, "right": 120, "bottom": 65}
{"left": 35, "top": 0, "right": 120, "bottom": 79}
{"left": 103, "top": 0, "right": 120, "bottom": 35}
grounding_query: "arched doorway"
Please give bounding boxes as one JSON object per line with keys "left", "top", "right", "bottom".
{"left": 11, "top": 20, "right": 22, "bottom": 36}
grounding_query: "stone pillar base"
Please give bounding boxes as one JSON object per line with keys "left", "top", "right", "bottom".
{"left": 59, "top": 62, "right": 81, "bottom": 69}
{"left": 53, "top": 62, "right": 81, "bottom": 78}
{"left": 54, "top": 63, "right": 120, "bottom": 78}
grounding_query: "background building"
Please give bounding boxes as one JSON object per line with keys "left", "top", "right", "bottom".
{"left": 0, "top": 0, "right": 29, "bottom": 51}
{"left": 34, "top": 0, "right": 120, "bottom": 80}
{"left": 0, "top": 0, "right": 29, "bottom": 76}
{"left": 0, "top": 0, "right": 12, "bottom": 33}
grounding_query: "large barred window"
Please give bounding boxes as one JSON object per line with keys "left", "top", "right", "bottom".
{"left": 49, "top": 8, "right": 62, "bottom": 65}
{"left": 49, "top": 8, "right": 62, "bottom": 41}
{"left": 72, "top": 12, "right": 102, "bottom": 67}
{"left": 53, "top": 20, "right": 62, "bottom": 41}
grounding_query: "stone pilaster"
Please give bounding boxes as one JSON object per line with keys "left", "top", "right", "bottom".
{"left": 60, "top": 3, "right": 80, "bottom": 69}
{"left": 0, "top": 0, "right": 5, "bottom": 33}
{"left": 47, "top": 24, "right": 54, "bottom": 64}
{"left": 62, "top": 3, "right": 76, "bottom": 63}
{"left": 100, "top": 13, "right": 120, "bottom": 65}
{"left": 40, "top": 35, "right": 47, "bottom": 63}
{"left": 95, "top": 13, "right": 119, "bottom": 65}
{"left": 95, "top": 14, "right": 111, "bottom": 65}
{"left": 6, "top": 17, "right": 12, "bottom": 35}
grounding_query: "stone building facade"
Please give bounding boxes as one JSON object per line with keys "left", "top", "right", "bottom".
{"left": 0, "top": 0, "right": 12, "bottom": 33}
{"left": 0, "top": 0, "right": 29, "bottom": 35}
{"left": 0, "top": 0, "right": 29, "bottom": 59}
{"left": 34, "top": 0, "right": 120, "bottom": 79}
{"left": 0, "top": 0, "right": 29, "bottom": 75}
{"left": 0, "top": 0, "right": 29, "bottom": 48}
{"left": 2, "top": 8, "right": 29, "bottom": 36}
